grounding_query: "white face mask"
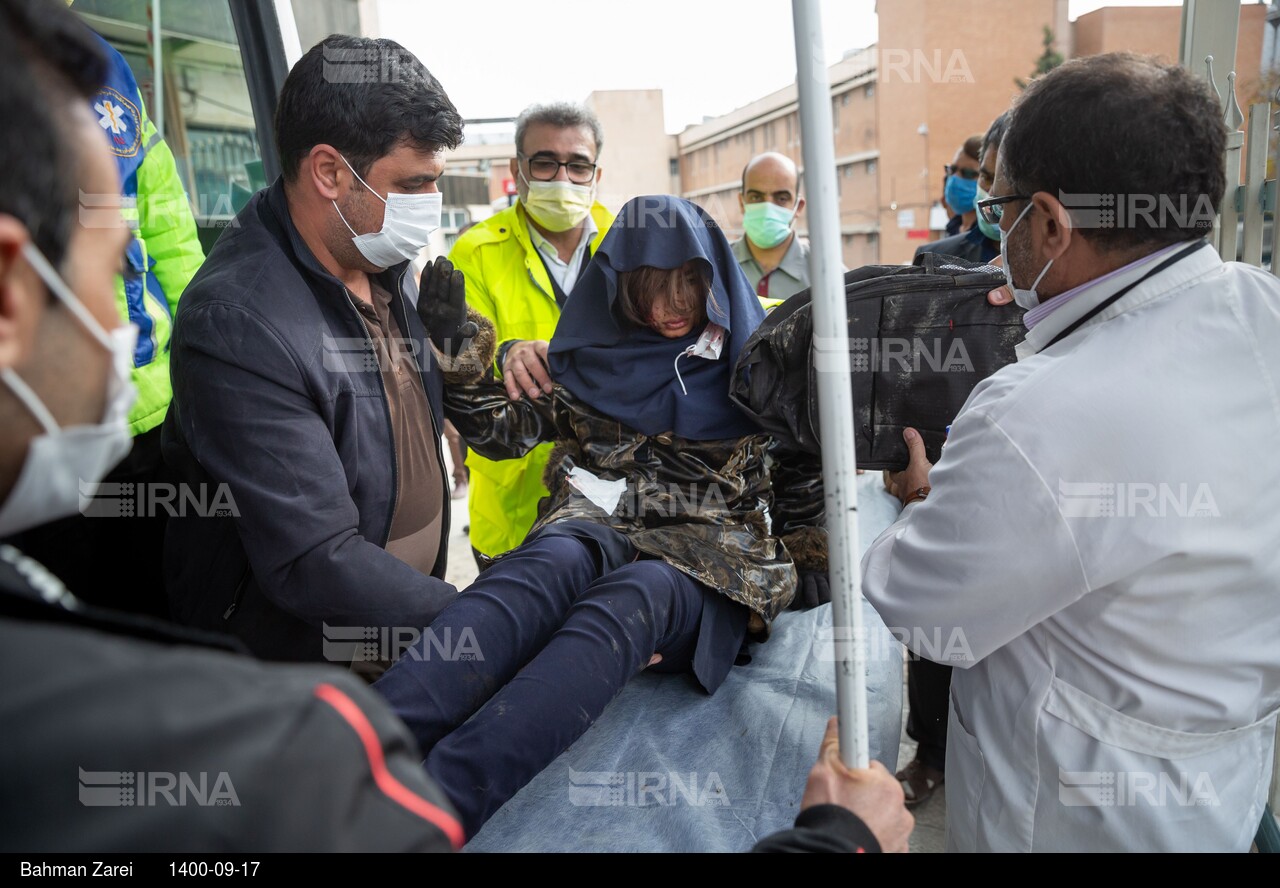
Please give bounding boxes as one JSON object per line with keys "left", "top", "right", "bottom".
{"left": 333, "top": 154, "right": 442, "bottom": 268}
{"left": 0, "top": 242, "right": 138, "bottom": 536}
{"left": 999, "top": 202, "right": 1054, "bottom": 310}
{"left": 519, "top": 167, "right": 595, "bottom": 233}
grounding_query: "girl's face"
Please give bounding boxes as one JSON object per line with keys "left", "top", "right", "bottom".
{"left": 644, "top": 264, "right": 707, "bottom": 339}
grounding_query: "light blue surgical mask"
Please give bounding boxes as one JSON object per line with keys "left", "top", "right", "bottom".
{"left": 742, "top": 201, "right": 796, "bottom": 249}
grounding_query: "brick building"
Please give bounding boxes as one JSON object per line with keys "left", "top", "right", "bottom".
{"left": 442, "top": 2, "right": 1269, "bottom": 267}
{"left": 676, "top": 50, "right": 881, "bottom": 268}
{"left": 676, "top": 0, "right": 1267, "bottom": 266}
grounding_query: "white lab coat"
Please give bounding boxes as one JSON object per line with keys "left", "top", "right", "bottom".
{"left": 862, "top": 244, "right": 1280, "bottom": 852}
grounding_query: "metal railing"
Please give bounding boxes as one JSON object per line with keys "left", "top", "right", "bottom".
{"left": 1205, "top": 56, "right": 1280, "bottom": 819}
{"left": 1211, "top": 57, "right": 1277, "bottom": 273}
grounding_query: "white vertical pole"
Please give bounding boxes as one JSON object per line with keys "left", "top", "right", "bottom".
{"left": 791, "top": 0, "right": 869, "bottom": 769}
{"left": 151, "top": 0, "right": 163, "bottom": 139}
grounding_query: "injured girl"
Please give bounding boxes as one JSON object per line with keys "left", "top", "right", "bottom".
{"left": 372, "top": 194, "right": 826, "bottom": 839}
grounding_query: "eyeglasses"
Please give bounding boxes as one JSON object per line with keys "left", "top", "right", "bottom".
{"left": 944, "top": 164, "right": 980, "bottom": 181}
{"left": 976, "top": 193, "right": 1031, "bottom": 226}
{"left": 519, "top": 154, "right": 598, "bottom": 185}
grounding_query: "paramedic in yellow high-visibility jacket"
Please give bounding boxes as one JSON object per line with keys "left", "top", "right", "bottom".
{"left": 448, "top": 103, "right": 612, "bottom": 566}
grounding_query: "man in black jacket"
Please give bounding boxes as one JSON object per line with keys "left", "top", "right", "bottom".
{"left": 163, "top": 36, "right": 493, "bottom": 664}
{"left": 914, "top": 128, "right": 1002, "bottom": 265}
{"left": 0, "top": 0, "right": 462, "bottom": 852}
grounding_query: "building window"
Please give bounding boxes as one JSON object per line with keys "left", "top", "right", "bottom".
{"left": 843, "top": 165, "right": 853, "bottom": 178}
{"left": 866, "top": 159, "right": 877, "bottom": 175}
{"left": 669, "top": 157, "right": 679, "bottom": 176}
{"left": 864, "top": 82, "right": 875, "bottom": 99}
{"left": 842, "top": 92, "right": 851, "bottom": 106}
{"left": 77, "top": 0, "right": 265, "bottom": 246}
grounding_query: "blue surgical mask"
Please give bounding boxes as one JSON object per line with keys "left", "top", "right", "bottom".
{"left": 945, "top": 174, "right": 978, "bottom": 215}
{"left": 975, "top": 186, "right": 1001, "bottom": 241}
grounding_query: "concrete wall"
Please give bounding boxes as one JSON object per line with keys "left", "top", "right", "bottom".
{"left": 586, "top": 89, "right": 672, "bottom": 212}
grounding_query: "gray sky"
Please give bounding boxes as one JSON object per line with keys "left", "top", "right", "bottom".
{"left": 377, "top": 0, "right": 1226, "bottom": 134}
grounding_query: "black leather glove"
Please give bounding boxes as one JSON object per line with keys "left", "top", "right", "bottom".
{"left": 789, "top": 571, "right": 831, "bottom": 610}
{"left": 418, "top": 257, "right": 478, "bottom": 357}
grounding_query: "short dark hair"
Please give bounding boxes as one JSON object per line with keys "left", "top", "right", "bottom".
{"left": 514, "top": 102, "right": 603, "bottom": 157}
{"left": 961, "top": 135, "right": 983, "bottom": 162}
{"left": 0, "top": 0, "right": 109, "bottom": 269}
{"left": 275, "top": 35, "right": 464, "bottom": 182}
{"left": 981, "top": 112, "right": 1009, "bottom": 164}
{"left": 1001, "top": 52, "right": 1225, "bottom": 251}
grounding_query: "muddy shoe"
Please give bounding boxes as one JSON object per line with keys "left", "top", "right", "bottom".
{"left": 896, "top": 758, "right": 944, "bottom": 808}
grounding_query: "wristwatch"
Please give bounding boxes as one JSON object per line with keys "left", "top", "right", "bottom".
{"left": 902, "top": 486, "right": 931, "bottom": 507}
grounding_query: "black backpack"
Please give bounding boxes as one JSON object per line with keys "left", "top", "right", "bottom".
{"left": 730, "top": 254, "right": 1026, "bottom": 470}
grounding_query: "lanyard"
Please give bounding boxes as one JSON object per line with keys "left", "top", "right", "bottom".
{"left": 1045, "top": 239, "right": 1208, "bottom": 349}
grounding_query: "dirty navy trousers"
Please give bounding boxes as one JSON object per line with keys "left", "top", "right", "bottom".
{"left": 373, "top": 521, "right": 746, "bottom": 838}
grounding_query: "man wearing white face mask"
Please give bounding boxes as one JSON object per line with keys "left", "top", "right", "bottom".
{"left": 0, "top": 1, "right": 465, "bottom": 852}
{"left": 163, "top": 35, "right": 495, "bottom": 665}
{"left": 448, "top": 103, "right": 613, "bottom": 569}
{"left": 862, "top": 53, "right": 1280, "bottom": 851}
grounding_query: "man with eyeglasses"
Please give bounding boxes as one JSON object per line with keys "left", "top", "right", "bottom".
{"left": 913, "top": 125, "right": 1004, "bottom": 266}
{"left": 864, "top": 53, "right": 1280, "bottom": 851}
{"left": 894, "top": 115, "right": 1010, "bottom": 811}
{"left": 914, "top": 133, "right": 990, "bottom": 261}
{"left": 448, "top": 103, "right": 613, "bottom": 570}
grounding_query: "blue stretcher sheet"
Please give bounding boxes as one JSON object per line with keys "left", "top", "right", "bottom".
{"left": 467, "top": 475, "right": 906, "bottom": 852}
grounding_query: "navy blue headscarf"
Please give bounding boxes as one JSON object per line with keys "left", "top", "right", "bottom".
{"left": 548, "top": 195, "right": 765, "bottom": 441}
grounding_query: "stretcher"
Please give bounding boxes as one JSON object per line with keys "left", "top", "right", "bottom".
{"left": 467, "top": 475, "right": 905, "bottom": 852}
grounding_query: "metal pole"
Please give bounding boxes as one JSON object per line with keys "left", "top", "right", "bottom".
{"left": 150, "top": 0, "right": 163, "bottom": 140}
{"left": 791, "top": 0, "right": 869, "bottom": 769}
{"left": 1243, "top": 100, "right": 1269, "bottom": 268}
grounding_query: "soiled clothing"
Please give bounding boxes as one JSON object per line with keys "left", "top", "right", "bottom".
{"left": 374, "top": 521, "right": 747, "bottom": 838}
{"left": 355, "top": 282, "right": 444, "bottom": 576}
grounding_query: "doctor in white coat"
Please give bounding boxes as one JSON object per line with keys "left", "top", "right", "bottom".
{"left": 862, "top": 52, "right": 1280, "bottom": 852}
